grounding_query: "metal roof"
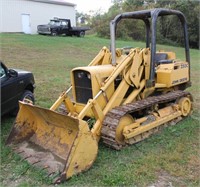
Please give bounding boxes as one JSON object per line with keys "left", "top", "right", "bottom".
{"left": 29, "top": 0, "right": 76, "bottom": 7}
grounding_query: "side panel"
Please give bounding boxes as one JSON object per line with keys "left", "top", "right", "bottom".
{"left": 156, "top": 62, "right": 189, "bottom": 87}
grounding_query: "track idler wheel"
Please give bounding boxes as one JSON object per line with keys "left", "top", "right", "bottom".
{"left": 116, "top": 114, "right": 134, "bottom": 145}
{"left": 178, "top": 97, "right": 192, "bottom": 116}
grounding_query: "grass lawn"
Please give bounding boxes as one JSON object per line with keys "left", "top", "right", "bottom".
{"left": 0, "top": 33, "right": 200, "bottom": 187}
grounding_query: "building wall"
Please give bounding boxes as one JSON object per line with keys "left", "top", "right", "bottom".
{"left": 0, "top": 0, "right": 76, "bottom": 34}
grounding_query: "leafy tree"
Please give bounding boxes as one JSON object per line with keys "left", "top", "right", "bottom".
{"left": 90, "top": 0, "right": 199, "bottom": 48}
{"left": 155, "top": 0, "right": 199, "bottom": 48}
{"left": 76, "top": 12, "right": 92, "bottom": 26}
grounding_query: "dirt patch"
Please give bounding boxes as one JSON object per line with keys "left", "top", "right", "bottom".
{"left": 187, "top": 154, "right": 200, "bottom": 182}
{"left": 1, "top": 176, "right": 30, "bottom": 187}
{"left": 148, "top": 170, "right": 187, "bottom": 187}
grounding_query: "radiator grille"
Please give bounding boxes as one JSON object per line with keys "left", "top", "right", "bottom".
{"left": 73, "top": 70, "right": 92, "bottom": 104}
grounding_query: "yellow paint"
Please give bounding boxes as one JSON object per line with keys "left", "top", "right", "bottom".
{"left": 156, "top": 61, "right": 189, "bottom": 87}
{"left": 123, "top": 109, "right": 182, "bottom": 139}
{"left": 178, "top": 97, "right": 192, "bottom": 116}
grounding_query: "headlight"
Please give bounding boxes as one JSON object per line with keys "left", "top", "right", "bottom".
{"left": 77, "top": 72, "right": 84, "bottom": 78}
{"left": 87, "top": 73, "right": 91, "bottom": 79}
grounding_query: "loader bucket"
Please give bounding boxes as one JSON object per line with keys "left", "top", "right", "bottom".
{"left": 6, "top": 102, "right": 98, "bottom": 183}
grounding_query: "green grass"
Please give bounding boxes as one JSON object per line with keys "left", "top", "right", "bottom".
{"left": 1, "top": 33, "right": 199, "bottom": 186}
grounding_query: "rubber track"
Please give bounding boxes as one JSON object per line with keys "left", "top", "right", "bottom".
{"left": 101, "top": 90, "right": 191, "bottom": 150}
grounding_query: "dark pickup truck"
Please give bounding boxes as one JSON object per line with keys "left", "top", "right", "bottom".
{"left": 1, "top": 62, "right": 35, "bottom": 116}
{"left": 37, "top": 18, "right": 90, "bottom": 37}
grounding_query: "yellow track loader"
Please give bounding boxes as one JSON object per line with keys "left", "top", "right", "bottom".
{"left": 6, "top": 9, "right": 192, "bottom": 184}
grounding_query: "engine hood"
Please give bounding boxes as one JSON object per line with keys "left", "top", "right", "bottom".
{"left": 13, "top": 69, "right": 33, "bottom": 77}
{"left": 37, "top": 24, "right": 57, "bottom": 29}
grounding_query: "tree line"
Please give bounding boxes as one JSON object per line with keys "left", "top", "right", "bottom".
{"left": 77, "top": 0, "right": 199, "bottom": 49}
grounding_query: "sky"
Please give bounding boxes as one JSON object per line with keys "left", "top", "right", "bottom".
{"left": 66, "top": 0, "right": 113, "bottom": 14}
